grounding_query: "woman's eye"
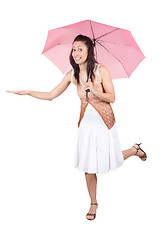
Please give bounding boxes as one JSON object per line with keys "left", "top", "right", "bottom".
{"left": 72, "top": 48, "right": 82, "bottom": 52}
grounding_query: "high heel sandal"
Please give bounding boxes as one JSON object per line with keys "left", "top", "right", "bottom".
{"left": 133, "top": 143, "right": 147, "bottom": 161}
{"left": 86, "top": 203, "right": 98, "bottom": 221}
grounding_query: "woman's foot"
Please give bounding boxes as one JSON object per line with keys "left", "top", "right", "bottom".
{"left": 132, "top": 143, "right": 147, "bottom": 161}
{"left": 86, "top": 202, "right": 98, "bottom": 220}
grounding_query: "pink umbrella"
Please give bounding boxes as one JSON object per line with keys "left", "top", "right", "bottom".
{"left": 42, "top": 19, "right": 145, "bottom": 79}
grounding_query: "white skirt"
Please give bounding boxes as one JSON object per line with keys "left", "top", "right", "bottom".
{"left": 74, "top": 104, "right": 124, "bottom": 174}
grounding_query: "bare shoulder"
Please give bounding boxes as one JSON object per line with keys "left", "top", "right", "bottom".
{"left": 98, "top": 64, "right": 115, "bottom": 99}
{"left": 99, "top": 65, "right": 111, "bottom": 79}
{"left": 98, "top": 65, "right": 112, "bottom": 84}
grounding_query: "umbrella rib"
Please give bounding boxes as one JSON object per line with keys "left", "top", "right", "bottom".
{"left": 90, "top": 20, "right": 96, "bottom": 40}
{"left": 89, "top": 20, "right": 98, "bottom": 60}
{"left": 96, "top": 28, "right": 120, "bottom": 41}
{"left": 97, "top": 42, "right": 129, "bottom": 77}
{"left": 98, "top": 40, "right": 131, "bottom": 47}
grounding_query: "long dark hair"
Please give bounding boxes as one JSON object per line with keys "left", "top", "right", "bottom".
{"left": 69, "top": 35, "right": 98, "bottom": 84}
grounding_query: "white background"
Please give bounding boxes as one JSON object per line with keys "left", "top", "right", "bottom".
{"left": 0, "top": 0, "right": 160, "bottom": 239}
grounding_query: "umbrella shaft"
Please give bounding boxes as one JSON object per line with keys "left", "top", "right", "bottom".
{"left": 85, "top": 89, "right": 90, "bottom": 101}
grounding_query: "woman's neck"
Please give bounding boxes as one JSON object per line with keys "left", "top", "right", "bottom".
{"left": 79, "top": 62, "right": 87, "bottom": 73}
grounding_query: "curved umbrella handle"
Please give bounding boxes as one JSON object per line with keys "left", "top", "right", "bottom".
{"left": 85, "top": 89, "right": 90, "bottom": 101}
{"left": 85, "top": 72, "right": 91, "bottom": 101}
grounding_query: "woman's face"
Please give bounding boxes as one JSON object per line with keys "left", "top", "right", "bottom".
{"left": 72, "top": 41, "right": 88, "bottom": 65}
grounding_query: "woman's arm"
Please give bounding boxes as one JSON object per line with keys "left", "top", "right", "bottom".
{"left": 48, "top": 70, "right": 72, "bottom": 101}
{"left": 92, "top": 65, "right": 115, "bottom": 103}
{"left": 27, "top": 90, "right": 50, "bottom": 100}
{"left": 6, "top": 70, "right": 72, "bottom": 101}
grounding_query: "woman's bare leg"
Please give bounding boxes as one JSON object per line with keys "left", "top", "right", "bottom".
{"left": 84, "top": 145, "right": 145, "bottom": 220}
{"left": 122, "top": 147, "right": 135, "bottom": 160}
{"left": 85, "top": 173, "right": 98, "bottom": 220}
{"left": 122, "top": 145, "right": 146, "bottom": 160}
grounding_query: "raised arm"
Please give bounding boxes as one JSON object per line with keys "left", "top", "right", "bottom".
{"left": 48, "top": 70, "right": 72, "bottom": 101}
{"left": 90, "top": 65, "right": 115, "bottom": 103}
{"left": 6, "top": 70, "right": 72, "bottom": 101}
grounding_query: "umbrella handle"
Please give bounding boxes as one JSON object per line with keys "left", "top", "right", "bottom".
{"left": 85, "top": 73, "right": 91, "bottom": 101}
{"left": 85, "top": 89, "right": 90, "bottom": 101}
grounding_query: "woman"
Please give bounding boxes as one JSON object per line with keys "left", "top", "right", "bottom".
{"left": 6, "top": 34, "right": 147, "bottom": 221}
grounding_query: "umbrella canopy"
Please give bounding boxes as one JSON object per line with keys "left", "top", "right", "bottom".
{"left": 42, "top": 19, "right": 145, "bottom": 79}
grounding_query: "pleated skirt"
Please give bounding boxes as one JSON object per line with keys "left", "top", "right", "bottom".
{"left": 74, "top": 104, "right": 124, "bottom": 174}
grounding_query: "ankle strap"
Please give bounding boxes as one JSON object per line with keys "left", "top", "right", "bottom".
{"left": 91, "top": 203, "right": 98, "bottom": 205}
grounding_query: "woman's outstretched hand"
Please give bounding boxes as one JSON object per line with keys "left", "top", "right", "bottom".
{"left": 6, "top": 90, "right": 30, "bottom": 95}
